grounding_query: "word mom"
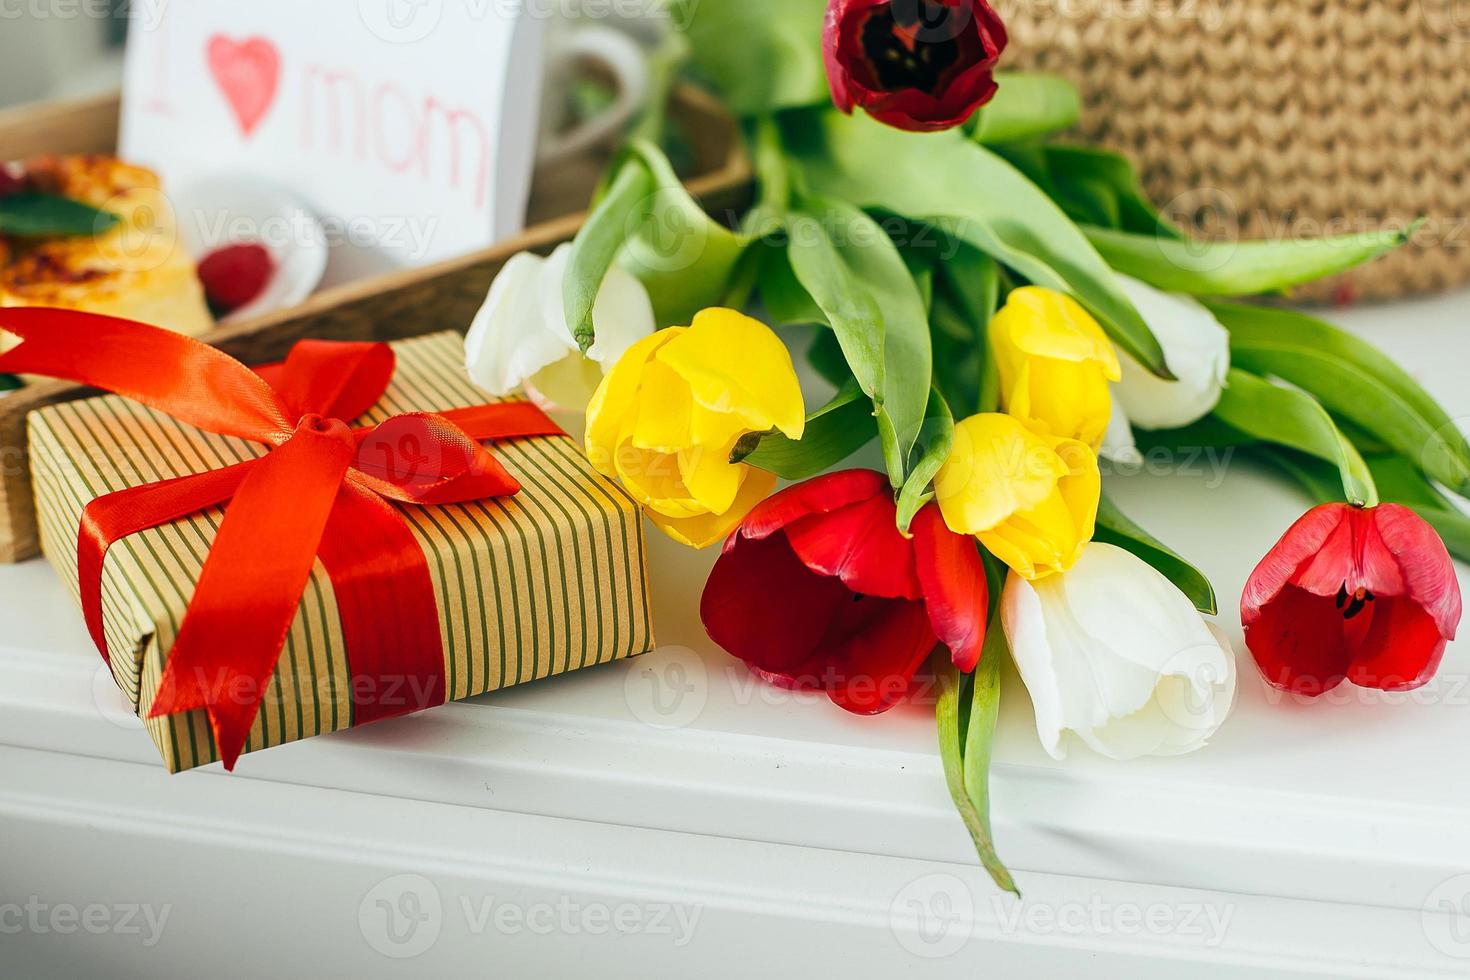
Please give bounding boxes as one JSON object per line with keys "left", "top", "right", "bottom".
{"left": 301, "top": 66, "right": 491, "bottom": 210}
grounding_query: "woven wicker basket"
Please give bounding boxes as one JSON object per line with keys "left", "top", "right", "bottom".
{"left": 1001, "top": 0, "right": 1470, "bottom": 302}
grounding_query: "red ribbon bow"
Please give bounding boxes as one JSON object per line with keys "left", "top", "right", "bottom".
{"left": 0, "top": 309, "right": 562, "bottom": 769}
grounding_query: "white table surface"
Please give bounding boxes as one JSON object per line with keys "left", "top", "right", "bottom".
{"left": 4, "top": 289, "right": 1470, "bottom": 978}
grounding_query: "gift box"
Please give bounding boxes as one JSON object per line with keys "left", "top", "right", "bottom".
{"left": 25, "top": 327, "right": 654, "bottom": 773}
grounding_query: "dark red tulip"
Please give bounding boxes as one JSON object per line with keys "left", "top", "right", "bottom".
{"left": 1241, "top": 503, "right": 1461, "bottom": 696}
{"left": 823, "top": 0, "right": 1008, "bottom": 133}
{"left": 700, "top": 469, "right": 989, "bottom": 713}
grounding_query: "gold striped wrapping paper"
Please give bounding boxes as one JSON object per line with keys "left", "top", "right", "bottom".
{"left": 29, "top": 331, "right": 655, "bottom": 772}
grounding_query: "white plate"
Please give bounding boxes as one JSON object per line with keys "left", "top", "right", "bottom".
{"left": 171, "top": 175, "right": 328, "bottom": 324}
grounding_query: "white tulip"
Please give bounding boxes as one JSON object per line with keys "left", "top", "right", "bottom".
{"left": 1002, "top": 542, "right": 1236, "bottom": 761}
{"left": 465, "top": 243, "right": 655, "bottom": 412}
{"left": 1114, "top": 274, "right": 1230, "bottom": 430}
{"left": 1100, "top": 397, "right": 1142, "bottom": 466}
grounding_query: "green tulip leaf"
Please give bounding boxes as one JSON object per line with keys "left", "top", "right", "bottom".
{"left": 896, "top": 388, "right": 954, "bottom": 532}
{"left": 988, "top": 141, "right": 1056, "bottom": 196}
{"left": 806, "top": 328, "right": 852, "bottom": 389}
{"left": 758, "top": 247, "right": 829, "bottom": 328}
{"left": 621, "top": 139, "right": 748, "bottom": 328}
{"left": 935, "top": 553, "right": 1018, "bottom": 896}
{"left": 930, "top": 292, "right": 983, "bottom": 416}
{"left": 1084, "top": 224, "right": 1413, "bottom": 297}
{"left": 931, "top": 242, "right": 1000, "bottom": 415}
{"left": 564, "top": 158, "right": 656, "bottom": 352}
{"left": 786, "top": 195, "right": 933, "bottom": 486}
{"left": 970, "top": 72, "right": 1081, "bottom": 144}
{"left": 1042, "top": 144, "right": 1180, "bottom": 238}
{"left": 1212, "top": 368, "right": 1377, "bottom": 507}
{"left": 733, "top": 379, "right": 877, "bottom": 480}
{"left": 1052, "top": 175, "right": 1120, "bottom": 230}
{"left": 0, "top": 192, "right": 120, "bottom": 237}
{"left": 937, "top": 237, "right": 1001, "bottom": 334}
{"left": 675, "top": 0, "right": 829, "bottom": 116}
{"left": 779, "top": 108, "right": 1170, "bottom": 379}
{"left": 1095, "top": 494, "right": 1217, "bottom": 614}
{"left": 1208, "top": 300, "right": 1470, "bottom": 498}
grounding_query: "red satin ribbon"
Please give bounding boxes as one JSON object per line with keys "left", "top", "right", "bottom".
{"left": 0, "top": 309, "right": 563, "bottom": 769}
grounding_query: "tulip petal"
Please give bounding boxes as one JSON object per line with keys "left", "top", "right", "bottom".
{"left": 818, "top": 597, "right": 937, "bottom": 714}
{"left": 1245, "top": 585, "right": 1351, "bottom": 695}
{"left": 990, "top": 287, "right": 1121, "bottom": 448}
{"left": 1148, "top": 623, "right": 1236, "bottom": 756}
{"left": 1289, "top": 509, "right": 1408, "bottom": 600}
{"left": 935, "top": 414, "right": 1069, "bottom": 535}
{"left": 1055, "top": 437, "right": 1101, "bottom": 545}
{"left": 524, "top": 355, "right": 606, "bottom": 415}
{"left": 702, "top": 469, "right": 939, "bottom": 715}
{"left": 465, "top": 251, "right": 573, "bottom": 396}
{"left": 1241, "top": 503, "right": 1348, "bottom": 627}
{"left": 1025, "top": 358, "right": 1117, "bottom": 449}
{"left": 783, "top": 493, "right": 923, "bottom": 601}
{"left": 630, "top": 360, "right": 693, "bottom": 452}
{"left": 739, "top": 468, "right": 891, "bottom": 543}
{"left": 1372, "top": 503, "right": 1462, "bottom": 641}
{"left": 585, "top": 329, "right": 679, "bottom": 472}
{"left": 1114, "top": 275, "right": 1230, "bottom": 430}
{"left": 911, "top": 504, "right": 989, "bottom": 671}
{"left": 688, "top": 401, "right": 752, "bottom": 449}
{"left": 980, "top": 506, "right": 1067, "bottom": 582}
{"left": 996, "top": 287, "right": 1121, "bottom": 376}
{"left": 1100, "top": 398, "right": 1142, "bottom": 465}
{"left": 701, "top": 532, "right": 851, "bottom": 677}
{"left": 679, "top": 441, "right": 743, "bottom": 516}
{"left": 649, "top": 465, "right": 777, "bottom": 550}
{"left": 612, "top": 442, "right": 702, "bottom": 519}
{"left": 657, "top": 308, "right": 806, "bottom": 439}
{"left": 702, "top": 528, "right": 930, "bottom": 711}
{"left": 1004, "top": 543, "right": 1235, "bottom": 760}
{"left": 947, "top": 421, "right": 1098, "bottom": 581}
{"left": 1345, "top": 597, "right": 1448, "bottom": 691}
{"left": 1062, "top": 545, "right": 1234, "bottom": 686}
{"left": 1000, "top": 571, "right": 1072, "bottom": 759}
{"left": 821, "top": 0, "right": 855, "bottom": 114}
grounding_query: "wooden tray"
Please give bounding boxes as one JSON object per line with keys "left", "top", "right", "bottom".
{"left": 0, "top": 87, "right": 751, "bottom": 563}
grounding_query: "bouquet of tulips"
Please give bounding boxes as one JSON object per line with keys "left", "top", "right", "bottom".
{"left": 465, "top": 0, "right": 1466, "bottom": 891}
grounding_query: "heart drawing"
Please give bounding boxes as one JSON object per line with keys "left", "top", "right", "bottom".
{"left": 207, "top": 35, "right": 281, "bottom": 138}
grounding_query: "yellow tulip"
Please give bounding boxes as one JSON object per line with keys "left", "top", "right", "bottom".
{"left": 990, "top": 286, "right": 1121, "bottom": 450}
{"left": 586, "top": 308, "right": 804, "bottom": 549}
{"left": 934, "top": 413, "right": 1100, "bottom": 580}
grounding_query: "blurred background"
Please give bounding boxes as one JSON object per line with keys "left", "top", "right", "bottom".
{"left": 4, "top": 0, "right": 1469, "bottom": 304}
{"left": 0, "top": 2, "right": 128, "bottom": 108}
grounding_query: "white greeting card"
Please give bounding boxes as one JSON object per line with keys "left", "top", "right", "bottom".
{"left": 121, "top": 1, "right": 546, "bottom": 284}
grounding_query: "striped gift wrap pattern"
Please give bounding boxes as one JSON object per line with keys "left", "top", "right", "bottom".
{"left": 28, "top": 331, "right": 655, "bottom": 772}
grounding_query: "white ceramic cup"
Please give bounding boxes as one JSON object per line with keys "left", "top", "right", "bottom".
{"left": 536, "top": 21, "right": 651, "bottom": 166}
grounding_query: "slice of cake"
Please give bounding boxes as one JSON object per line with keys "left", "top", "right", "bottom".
{"left": 1, "top": 155, "right": 214, "bottom": 352}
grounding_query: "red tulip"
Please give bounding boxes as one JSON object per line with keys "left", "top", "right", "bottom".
{"left": 1241, "top": 503, "right": 1462, "bottom": 696}
{"left": 700, "top": 469, "right": 989, "bottom": 713}
{"left": 823, "top": 0, "right": 1008, "bottom": 133}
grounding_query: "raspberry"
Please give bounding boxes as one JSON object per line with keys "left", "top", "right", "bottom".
{"left": 198, "top": 242, "right": 274, "bottom": 315}
{"left": 0, "top": 164, "right": 25, "bottom": 198}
